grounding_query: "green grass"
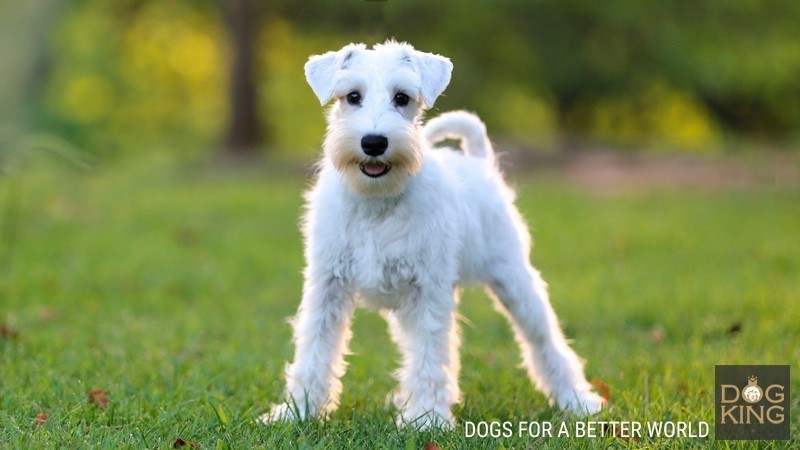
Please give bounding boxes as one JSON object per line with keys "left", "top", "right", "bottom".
{"left": 1, "top": 156, "right": 798, "bottom": 448}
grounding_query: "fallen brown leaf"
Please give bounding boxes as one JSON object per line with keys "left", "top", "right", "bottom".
{"left": 1, "top": 325, "right": 19, "bottom": 340}
{"left": 590, "top": 378, "right": 611, "bottom": 403}
{"left": 35, "top": 413, "right": 49, "bottom": 428}
{"left": 650, "top": 325, "right": 666, "bottom": 344}
{"left": 89, "top": 389, "right": 109, "bottom": 408}
{"left": 173, "top": 438, "right": 199, "bottom": 448}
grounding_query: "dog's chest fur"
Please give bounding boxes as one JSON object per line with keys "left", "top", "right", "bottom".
{"left": 307, "top": 168, "right": 460, "bottom": 310}
{"left": 342, "top": 197, "right": 425, "bottom": 308}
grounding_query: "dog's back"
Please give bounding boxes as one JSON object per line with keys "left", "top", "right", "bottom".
{"left": 420, "top": 112, "right": 527, "bottom": 283}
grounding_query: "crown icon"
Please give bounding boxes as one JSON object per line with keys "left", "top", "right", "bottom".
{"left": 748, "top": 375, "right": 758, "bottom": 385}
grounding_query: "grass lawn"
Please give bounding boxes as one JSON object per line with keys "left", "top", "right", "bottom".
{"left": 1, "top": 155, "right": 798, "bottom": 448}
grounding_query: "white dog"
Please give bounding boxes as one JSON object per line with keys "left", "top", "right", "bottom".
{"left": 263, "top": 41, "right": 605, "bottom": 429}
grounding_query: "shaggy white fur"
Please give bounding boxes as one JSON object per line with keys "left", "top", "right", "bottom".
{"left": 261, "top": 41, "right": 605, "bottom": 429}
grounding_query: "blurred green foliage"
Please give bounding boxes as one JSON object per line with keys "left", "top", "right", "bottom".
{"left": 42, "top": 1, "right": 226, "bottom": 155}
{"left": 2, "top": 0, "right": 799, "bottom": 158}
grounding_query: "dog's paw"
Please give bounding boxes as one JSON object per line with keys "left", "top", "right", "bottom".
{"left": 257, "top": 403, "right": 303, "bottom": 425}
{"left": 385, "top": 388, "right": 407, "bottom": 410}
{"left": 559, "top": 389, "right": 606, "bottom": 417}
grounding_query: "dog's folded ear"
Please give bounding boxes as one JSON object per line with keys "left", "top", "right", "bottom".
{"left": 412, "top": 51, "right": 453, "bottom": 109}
{"left": 305, "top": 43, "right": 366, "bottom": 105}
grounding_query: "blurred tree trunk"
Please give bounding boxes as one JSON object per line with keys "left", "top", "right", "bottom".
{"left": 223, "top": 0, "right": 262, "bottom": 157}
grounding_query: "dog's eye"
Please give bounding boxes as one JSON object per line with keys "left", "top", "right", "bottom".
{"left": 393, "top": 92, "right": 410, "bottom": 107}
{"left": 346, "top": 91, "right": 362, "bottom": 105}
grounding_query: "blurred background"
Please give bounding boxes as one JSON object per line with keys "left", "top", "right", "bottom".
{"left": 3, "top": 0, "right": 800, "bottom": 162}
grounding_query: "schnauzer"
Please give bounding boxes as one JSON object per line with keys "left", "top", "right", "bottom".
{"left": 262, "top": 41, "right": 605, "bottom": 429}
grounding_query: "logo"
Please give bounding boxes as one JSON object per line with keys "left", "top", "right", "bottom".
{"left": 742, "top": 375, "right": 763, "bottom": 403}
{"left": 715, "top": 365, "right": 790, "bottom": 440}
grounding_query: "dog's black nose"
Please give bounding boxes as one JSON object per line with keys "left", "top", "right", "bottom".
{"left": 361, "top": 134, "right": 388, "bottom": 156}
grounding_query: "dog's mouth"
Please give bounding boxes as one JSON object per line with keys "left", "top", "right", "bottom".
{"left": 360, "top": 161, "right": 391, "bottom": 178}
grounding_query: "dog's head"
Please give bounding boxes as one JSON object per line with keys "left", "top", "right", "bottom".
{"left": 305, "top": 40, "right": 452, "bottom": 196}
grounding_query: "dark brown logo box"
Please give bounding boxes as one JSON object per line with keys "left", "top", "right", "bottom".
{"left": 715, "top": 365, "right": 790, "bottom": 440}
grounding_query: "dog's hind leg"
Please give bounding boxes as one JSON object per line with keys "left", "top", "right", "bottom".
{"left": 485, "top": 261, "right": 605, "bottom": 416}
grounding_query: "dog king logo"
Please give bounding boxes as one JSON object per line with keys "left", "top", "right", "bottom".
{"left": 715, "top": 365, "right": 790, "bottom": 440}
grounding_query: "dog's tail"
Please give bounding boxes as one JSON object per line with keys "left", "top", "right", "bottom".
{"left": 423, "top": 111, "right": 494, "bottom": 159}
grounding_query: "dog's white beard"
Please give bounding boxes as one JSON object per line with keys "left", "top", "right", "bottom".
{"left": 324, "top": 121, "right": 423, "bottom": 197}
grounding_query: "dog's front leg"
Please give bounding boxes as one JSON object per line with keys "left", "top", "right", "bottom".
{"left": 262, "top": 273, "right": 355, "bottom": 423}
{"left": 388, "top": 285, "right": 460, "bottom": 429}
